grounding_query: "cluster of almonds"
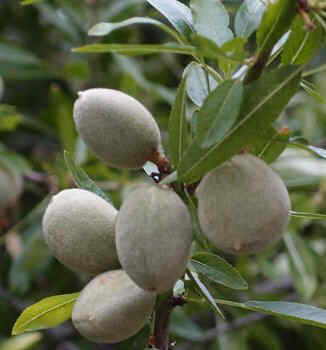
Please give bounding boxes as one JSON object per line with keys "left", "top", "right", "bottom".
{"left": 42, "top": 88, "right": 291, "bottom": 344}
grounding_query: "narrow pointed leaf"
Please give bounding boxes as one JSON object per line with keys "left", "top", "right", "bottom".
{"left": 89, "top": 17, "right": 181, "bottom": 43}
{"left": 72, "top": 43, "right": 196, "bottom": 56}
{"left": 197, "top": 80, "right": 243, "bottom": 148}
{"left": 168, "top": 65, "right": 191, "bottom": 166}
{"left": 282, "top": 16, "right": 323, "bottom": 65}
{"left": 179, "top": 65, "right": 301, "bottom": 183}
{"left": 146, "top": 0, "right": 193, "bottom": 38}
{"left": 12, "top": 293, "right": 80, "bottom": 335}
{"left": 254, "top": 126, "right": 289, "bottom": 163}
{"left": 187, "top": 269, "right": 224, "bottom": 318}
{"left": 257, "top": 0, "right": 296, "bottom": 53}
{"left": 215, "top": 298, "right": 326, "bottom": 329}
{"left": 64, "top": 151, "right": 112, "bottom": 203}
{"left": 289, "top": 211, "right": 326, "bottom": 220}
{"left": 244, "top": 301, "right": 326, "bottom": 329}
{"left": 191, "top": 252, "right": 248, "bottom": 290}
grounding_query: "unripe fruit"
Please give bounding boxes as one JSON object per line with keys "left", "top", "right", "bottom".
{"left": 73, "top": 88, "right": 161, "bottom": 169}
{"left": 72, "top": 269, "right": 156, "bottom": 343}
{"left": 196, "top": 154, "right": 291, "bottom": 255}
{"left": 0, "top": 166, "right": 23, "bottom": 209}
{"left": 42, "top": 189, "right": 119, "bottom": 274}
{"left": 116, "top": 184, "right": 192, "bottom": 293}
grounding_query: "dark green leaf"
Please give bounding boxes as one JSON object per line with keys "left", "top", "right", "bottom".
{"left": 253, "top": 127, "right": 289, "bottom": 163}
{"left": 12, "top": 293, "right": 79, "bottom": 335}
{"left": 64, "top": 151, "right": 113, "bottom": 203}
{"left": 282, "top": 16, "right": 323, "bottom": 65}
{"left": 197, "top": 80, "right": 243, "bottom": 148}
{"left": 219, "top": 38, "right": 246, "bottom": 77}
{"left": 50, "top": 86, "right": 76, "bottom": 154}
{"left": 191, "top": 252, "right": 248, "bottom": 290}
{"left": 72, "top": 43, "right": 196, "bottom": 56}
{"left": 168, "top": 64, "right": 191, "bottom": 167}
{"left": 190, "top": 0, "right": 233, "bottom": 46}
{"left": 179, "top": 65, "right": 301, "bottom": 183}
{"left": 257, "top": 0, "right": 296, "bottom": 53}
{"left": 146, "top": 0, "right": 193, "bottom": 39}
{"left": 193, "top": 35, "right": 245, "bottom": 62}
{"left": 89, "top": 17, "right": 181, "bottom": 43}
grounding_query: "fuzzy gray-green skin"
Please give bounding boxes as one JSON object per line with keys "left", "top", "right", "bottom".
{"left": 73, "top": 88, "right": 161, "bottom": 169}
{"left": 116, "top": 184, "right": 193, "bottom": 293}
{"left": 72, "top": 270, "right": 156, "bottom": 343}
{"left": 42, "top": 189, "right": 120, "bottom": 274}
{"left": 0, "top": 167, "right": 23, "bottom": 209}
{"left": 196, "top": 154, "right": 291, "bottom": 255}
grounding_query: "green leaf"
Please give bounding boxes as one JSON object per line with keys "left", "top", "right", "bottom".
{"left": 0, "top": 105, "right": 23, "bottom": 131}
{"left": 168, "top": 64, "right": 191, "bottom": 167}
{"left": 193, "top": 35, "right": 245, "bottom": 62}
{"left": 191, "top": 252, "right": 248, "bottom": 290}
{"left": 219, "top": 38, "right": 246, "bottom": 77}
{"left": 190, "top": 0, "right": 233, "bottom": 46}
{"left": 64, "top": 151, "right": 113, "bottom": 204}
{"left": 289, "top": 211, "right": 326, "bottom": 220}
{"left": 21, "top": 0, "right": 43, "bottom": 5}
{"left": 89, "top": 17, "right": 181, "bottom": 43}
{"left": 235, "top": 0, "right": 266, "bottom": 38}
{"left": 284, "top": 232, "right": 317, "bottom": 300}
{"left": 197, "top": 80, "right": 243, "bottom": 148}
{"left": 146, "top": 0, "right": 193, "bottom": 39}
{"left": 12, "top": 293, "right": 80, "bottom": 335}
{"left": 0, "top": 43, "right": 41, "bottom": 65}
{"left": 254, "top": 127, "right": 289, "bottom": 163}
{"left": 282, "top": 16, "right": 323, "bottom": 65}
{"left": 0, "top": 333, "right": 42, "bottom": 350}
{"left": 257, "top": 0, "right": 296, "bottom": 53}
{"left": 178, "top": 65, "right": 301, "bottom": 183}
{"left": 186, "top": 269, "right": 224, "bottom": 318}
{"left": 186, "top": 62, "right": 218, "bottom": 107}
{"left": 72, "top": 43, "right": 196, "bottom": 56}
{"left": 244, "top": 301, "right": 326, "bottom": 329}
{"left": 50, "top": 86, "right": 76, "bottom": 154}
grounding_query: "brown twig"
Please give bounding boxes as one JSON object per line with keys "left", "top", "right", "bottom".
{"left": 153, "top": 294, "right": 186, "bottom": 350}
